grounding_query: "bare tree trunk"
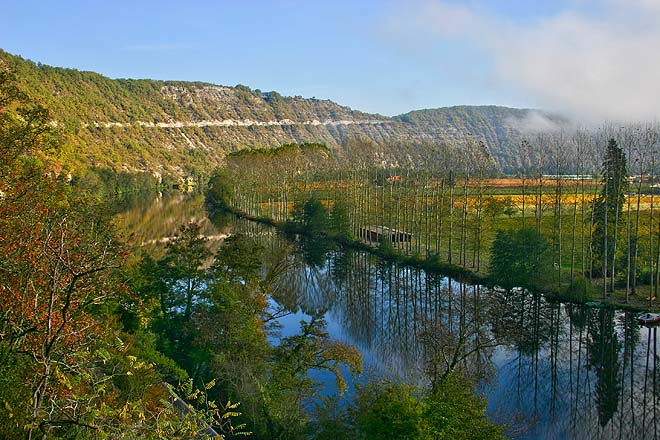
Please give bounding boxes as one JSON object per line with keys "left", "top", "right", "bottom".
{"left": 461, "top": 170, "right": 469, "bottom": 267}
{"left": 448, "top": 172, "right": 454, "bottom": 264}
{"left": 536, "top": 171, "right": 545, "bottom": 268}
{"left": 553, "top": 145, "right": 563, "bottom": 290}
{"left": 396, "top": 178, "right": 402, "bottom": 251}
{"left": 389, "top": 178, "right": 393, "bottom": 234}
{"left": 603, "top": 174, "right": 609, "bottom": 298}
{"left": 611, "top": 172, "right": 623, "bottom": 293}
{"left": 633, "top": 172, "right": 642, "bottom": 296}
{"left": 475, "top": 177, "right": 484, "bottom": 271}
{"left": 404, "top": 171, "right": 411, "bottom": 254}
{"left": 570, "top": 161, "right": 580, "bottom": 284}
{"left": 522, "top": 174, "right": 526, "bottom": 228}
{"left": 651, "top": 151, "right": 657, "bottom": 299}
{"left": 589, "top": 193, "right": 596, "bottom": 283}
{"left": 424, "top": 174, "right": 435, "bottom": 258}
{"left": 625, "top": 132, "right": 634, "bottom": 301}
{"left": 414, "top": 179, "right": 421, "bottom": 255}
{"left": 438, "top": 178, "right": 445, "bottom": 256}
{"left": 581, "top": 174, "right": 587, "bottom": 278}
{"left": 381, "top": 169, "right": 386, "bottom": 234}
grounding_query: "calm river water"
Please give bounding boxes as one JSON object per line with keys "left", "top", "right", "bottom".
{"left": 116, "top": 193, "right": 660, "bottom": 440}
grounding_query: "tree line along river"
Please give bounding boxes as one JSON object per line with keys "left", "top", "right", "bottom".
{"left": 115, "top": 193, "right": 660, "bottom": 439}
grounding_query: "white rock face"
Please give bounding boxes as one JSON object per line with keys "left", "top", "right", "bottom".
{"left": 88, "top": 119, "right": 391, "bottom": 129}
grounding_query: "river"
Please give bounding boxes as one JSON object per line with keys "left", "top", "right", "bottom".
{"left": 115, "top": 193, "right": 660, "bottom": 439}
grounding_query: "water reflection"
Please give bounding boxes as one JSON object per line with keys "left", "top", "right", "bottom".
{"left": 116, "top": 195, "right": 660, "bottom": 440}
{"left": 228, "top": 219, "right": 660, "bottom": 440}
{"left": 113, "top": 193, "right": 230, "bottom": 257}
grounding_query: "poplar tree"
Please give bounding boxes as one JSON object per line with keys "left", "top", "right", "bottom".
{"left": 591, "top": 138, "right": 627, "bottom": 287}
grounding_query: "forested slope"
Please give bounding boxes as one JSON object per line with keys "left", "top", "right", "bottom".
{"left": 1, "top": 49, "right": 564, "bottom": 176}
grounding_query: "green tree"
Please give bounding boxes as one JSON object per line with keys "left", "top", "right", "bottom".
{"left": 424, "top": 374, "right": 504, "bottom": 440}
{"left": 211, "top": 233, "right": 264, "bottom": 284}
{"left": 206, "top": 168, "right": 234, "bottom": 211}
{"left": 292, "top": 197, "right": 330, "bottom": 234}
{"left": 160, "top": 222, "right": 211, "bottom": 321}
{"left": 329, "top": 199, "right": 352, "bottom": 238}
{"left": 591, "top": 138, "right": 627, "bottom": 284}
{"left": 265, "top": 315, "right": 362, "bottom": 439}
{"left": 310, "top": 375, "right": 503, "bottom": 440}
{"left": 489, "top": 227, "right": 552, "bottom": 290}
{"left": 351, "top": 381, "right": 425, "bottom": 440}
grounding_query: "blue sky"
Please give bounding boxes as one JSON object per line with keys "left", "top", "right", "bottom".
{"left": 2, "top": 0, "right": 658, "bottom": 120}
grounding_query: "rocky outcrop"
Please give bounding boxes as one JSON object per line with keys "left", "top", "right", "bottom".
{"left": 1, "top": 49, "right": 567, "bottom": 175}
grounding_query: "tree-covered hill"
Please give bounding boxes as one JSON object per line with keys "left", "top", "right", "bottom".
{"left": 1, "top": 49, "right": 565, "bottom": 176}
{"left": 394, "top": 105, "right": 568, "bottom": 170}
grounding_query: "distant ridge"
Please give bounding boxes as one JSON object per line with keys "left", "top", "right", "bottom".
{"left": 0, "top": 49, "right": 567, "bottom": 176}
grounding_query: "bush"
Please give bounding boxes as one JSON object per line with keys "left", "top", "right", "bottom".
{"left": 309, "top": 376, "right": 504, "bottom": 440}
{"left": 489, "top": 227, "right": 552, "bottom": 290}
{"left": 561, "top": 276, "right": 595, "bottom": 301}
{"left": 206, "top": 169, "right": 233, "bottom": 210}
{"left": 292, "top": 197, "right": 330, "bottom": 234}
{"left": 329, "top": 200, "right": 352, "bottom": 238}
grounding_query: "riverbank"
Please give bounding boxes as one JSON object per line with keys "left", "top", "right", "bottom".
{"left": 210, "top": 205, "right": 660, "bottom": 314}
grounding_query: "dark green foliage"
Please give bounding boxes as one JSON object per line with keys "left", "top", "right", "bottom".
{"left": 587, "top": 309, "right": 622, "bottom": 428}
{"left": 561, "top": 276, "right": 595, "bottom": 301}
{"left": 293, "top": 197, "right": 330, "bottom": 234}
{"left": 591, "top": 138, "right": 627, "bottom": 277}
{"left": 424, "top": 374, "right": 505, "bottom": 440}
{"left": 206, "top": 169, "right": 234, "bottom": 211}
{"left": 489, "top": 227, "right": 553, "bottom": 290}
{"left": 310, "top": 375, "right": 504, "bottom": 440}
{"left": 351, "top": 381, "right": 424, "bottom": 440}
{"left": 212, "top": 233, "right": 264, "bottom": 283}
{"left": 0, "top": 347, "right": 32, "bottom": 439}
{"left": 377, "top": 236, "right": 396, "bottom": 256}
{"left": 329, "top": 200, "right": 352, "bottom": 238}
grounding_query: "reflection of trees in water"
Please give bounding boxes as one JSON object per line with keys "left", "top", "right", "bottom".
{"left": 641, "top": 327, "right": 659, "bottom": 439}
{"left": 587, "top": 308, "right": 621, "bottom": 428}
{"left": 295, "top": 235, "right": 337, "bottom": 269}
{"left": 420, "top": 283, "right": 498, "bottom": 388}
{"left": 116, "top": 193, "right": 230, "bottom": 257}
{"left": 487, "top": 302, "right": 660, "bottom": 440}
{"left": 296, "top": 248, "right": 660, "bottom": 438}
{"left": 490, "top": 289, "right": 553, "bottom": 356}
{"left": 230, "top": 221, "right": 660, "bottom": 439}
{"left": 257, "top": 235, "right": 498, "bottom": 382}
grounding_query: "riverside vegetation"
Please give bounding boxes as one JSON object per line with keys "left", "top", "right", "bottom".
{"left": 5, "top": 44, "right": 660, "bottom": 438}
{"left": 0, "top": 63, "right": 503, "bottom": 438}
{"left": 206, "top": 130, "right": 660, "bottom": 309}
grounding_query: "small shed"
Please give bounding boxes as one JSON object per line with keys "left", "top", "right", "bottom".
{"left": 359, "top": 226, "right": 412, "bottom": 243}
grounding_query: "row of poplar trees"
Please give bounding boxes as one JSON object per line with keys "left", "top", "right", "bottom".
{"left": 210, "top": 126, "right": 660, "bottom": 302}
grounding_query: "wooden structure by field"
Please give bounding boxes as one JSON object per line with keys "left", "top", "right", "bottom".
{"left": 359, "top": 226, "right": 412, "bottom": 243}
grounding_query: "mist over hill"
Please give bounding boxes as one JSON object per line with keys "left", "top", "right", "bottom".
{"left": 1, "top": 49, "right": 568, "bottom": 176}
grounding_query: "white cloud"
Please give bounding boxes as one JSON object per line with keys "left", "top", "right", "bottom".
{"left": 505, "top": 111, "right": 565, "bottom": 133}
{"left": 384, "top": 0, "right": 660, "bottom": 122}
